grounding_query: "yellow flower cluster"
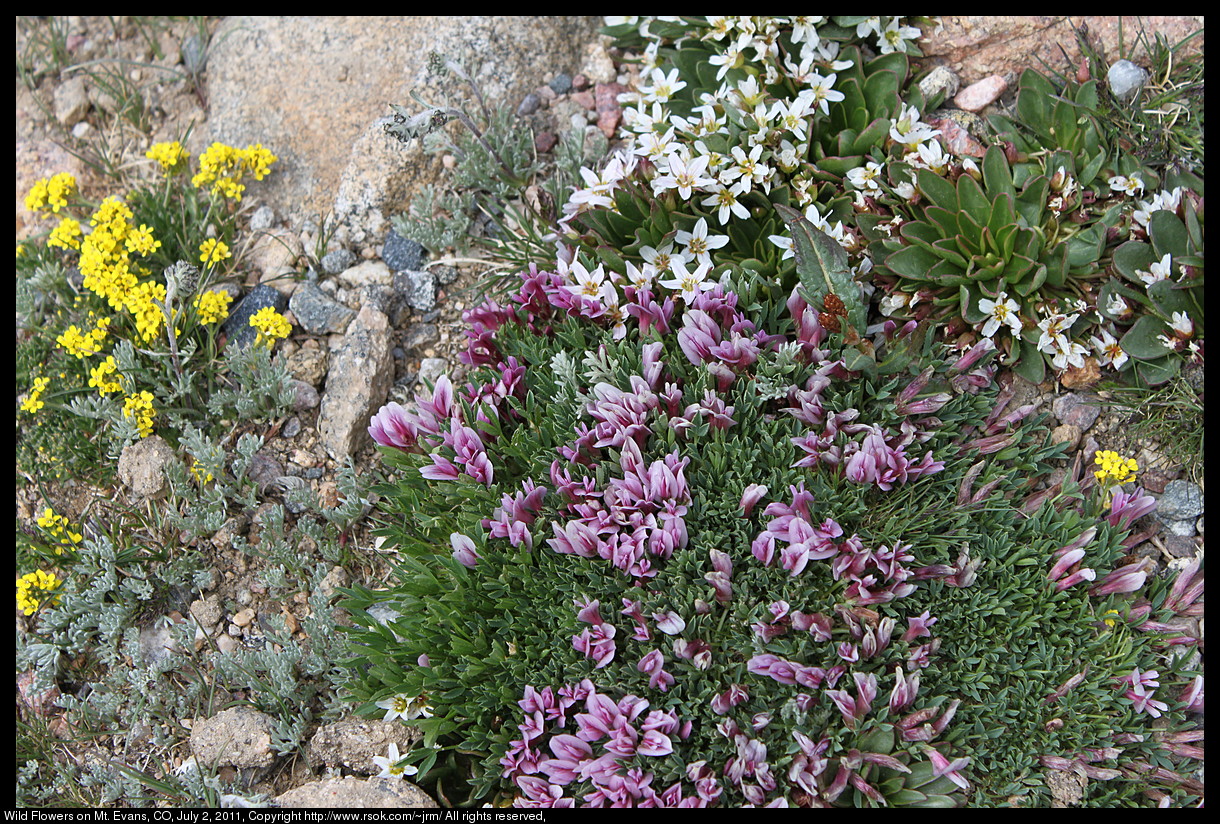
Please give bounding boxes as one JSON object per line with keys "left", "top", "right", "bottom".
{"left": 55, "top": 316, "right": 111, "bottom": 359}
{"left": 1094, "top": 450, "right": 1138, "bottom": 485}
{"left": 122, "top": 390, "right": 157, "bottom": 438}
{"left": 125, "top": 223, "right": 162, "bottom": 257}
{"left": 16, "top": 569, "right": 63, "bottom": 616}
{"left": 199, "top": 238, "right": 232, "bottom": 266}
{"left": 79, "top": 196, "right": 143, "bottom": 311}
{"left": 24, "top": 172, "right": 77, "bottom": 214}
{"left": 249, "top": 306, "right": 292, "bottom": 349}
{"left": 36, "top": 507, "right": 84, "bottom": 554}
{"left": 126, "top": 281, "right": 171, "bottom": 343}
{"left": 48, "top": 216, "right": 83, "bottom": 251}
{"left": 145, "top": 141, "right": 189, "bottom": 175}
{"left": 88, "top": 356, "right": 124, "bottom": 396}
{"left": 193, "top": 289, "right": 232, "bottom": 325}
{"left": 20, "top": 376, "right": 51, "bottom": 413}
{"left": 191, "top": 142, "right": 278, "bottom": 202}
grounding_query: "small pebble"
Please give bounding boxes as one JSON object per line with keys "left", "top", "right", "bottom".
{"left": 548, "top": 72, "right": 573, "bottom": 95}
{"left": 516, "top": 92, "right": 541, "bottom": 116}
{"left": 1108, "top": 59, "right": 1149, "bottom": 103}
{"left": 215, "top": 635, "right": 240, "bottom": 654}
{"left": 954, "top": 75, "right": 1008, "bottom": 113}
{"left": 232, "top": 608, "right": 255, "bottom": 627}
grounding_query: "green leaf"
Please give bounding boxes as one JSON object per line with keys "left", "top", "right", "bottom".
{"left": 1148, "top": 210, "right": 1190, "bottom": 259}
{"left": 917, "top": 168, "right": 958, "bottom": 211}
{"left": 982, "top": 145, "right": 1016, "bottom": 203}
{"left": 1112, "top": 240, "right": 1157, "bottom": 284}
{"left": 956, "top": 173, "right": 991, "bottom": 222}
{"left": 1119, "top": 315, "right": 1172, "bottom": 360}
{"left": 1012, "top": 338, "right": 1046, "bottom": 383}
{"left": 775, "top": 204, "right": 866, "bottom": 332}
{"left": 884, "top": 244, "right": 943, "bottom": 281}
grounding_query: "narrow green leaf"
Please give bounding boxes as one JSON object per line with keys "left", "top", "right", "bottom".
{"left": 775, "top": 203, "right": 866, "bottom": 331}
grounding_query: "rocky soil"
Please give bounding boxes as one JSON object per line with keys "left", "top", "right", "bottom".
{"left": 15, "top": 16, "right": 1203, "bottom": 808}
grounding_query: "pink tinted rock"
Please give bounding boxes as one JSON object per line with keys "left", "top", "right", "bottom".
{"left": 571, "top": 90, "right": 596, "bottom": 110}
{"left": 535, "top": 131, "right": 558, "bottom": 154}
{"left": 925, "top": 117, "right": 987, "bottom": 158}
{"left": 954, "top": 75, "right": 1008, "bottom": 112}
{"left": 597, "top": 111, "right": 622, "bottom": 140}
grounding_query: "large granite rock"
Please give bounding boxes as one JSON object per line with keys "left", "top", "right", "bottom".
{"left": 202, "top": 17, "right": 603, "bottom": 234}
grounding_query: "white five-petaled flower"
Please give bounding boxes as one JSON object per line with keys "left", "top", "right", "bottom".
{"left": 639, "top": 67, "right": 686, "bottom": 104}
{"left": 372, "top": 743, "right": 419, "bottom": 780}
{"left": 890, "top": 104, "right": 940, "bottom": 148}
{"left": 1105, "top": 292, "right": 1132, "bottom": 319}
{"left": 978, "top": 291, "right": 1023, "bottom": 339}
{"left": 879, "top": 19, "right": 921, "bottom": 54}
{"left": 651, "top": 152, "right": 716, "bottom": 200}
{"left": 566, "top": 260, "right": 608, "bottom": 299}
{"left": 1049, "top": 336, "right": 1089, "bottom": 371}
{"left": 846, "top": 161, "right": 884, "bottom": 191}
{"left": 701, "top": 180, "right": 751, "bottom": 225}
{"left": 658, "top": 256, "right": 716, "bottom": 304}
{"left": 1108, "top": 175, "right": 1145, "bottom": 197}
{"left": 805, "top": 72, "right": 845, "bottom": 117}
{"left": 640, "top": 242, "right": 685, "bottom": 276}
{"left": 675, "top": 217, "right": 729, "bottom": 268}
{"left": 1136, "top": 252, "right": 1173, "bottom": 287}
{"left": 1090, "top": 329, "right": 1128, "bottom": 369}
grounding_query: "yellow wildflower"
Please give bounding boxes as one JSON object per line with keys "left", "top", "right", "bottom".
{"left": 125, "top": 281, "right": 169, "bottom": 342}
{"left": 146, "top": 141, "right": 189, "bottom": 175}
{"left": 193, "top": 289, "right": 232, "bottom": 325}
{"left": 36, "top": 507, "right": 84, "bottom": 554}
{"left": 125, "top": 224, "right": 162, "bottom": 257}
{"left": 249, "top": 306, "right": 292, "bottom": 349}
{"left": 199, "top": 238, "right": 232, "bottom": 266}
{"left": 1094, "top": 450, "right": 1138, "bottom": 485}
{"left": 56, "top": 317, "right": 110, "bottom": 359}
{"left": 89, "top": 356, "right": 124, "bottom": 396}
{"left": 191, "top": 142, "right": 276, "bottom": 201}
{"left": 16, "top": 569, "right": 64, "bottom": 616}
{"left": 24, "top": 172, "right": 77, "bottom": 214}
{"left": 48, "top": 217, "right": 83, "bottom": 251}
{"left": 20, "top": 376, "right": 51, "bottom": 414}
{"left": 91, "top": 196, "right": 134, "bottom": 233}
{"left": 240, "top": 144, "right": 278, "bottom": 181}
{"left": 122, "top": 390, "right": 157, "bottom": 438}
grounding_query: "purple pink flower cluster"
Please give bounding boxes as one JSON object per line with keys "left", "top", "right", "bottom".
{"left": 503, "top": 680, "right": 712, "bottom": 808}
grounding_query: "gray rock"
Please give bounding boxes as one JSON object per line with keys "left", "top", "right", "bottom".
{"left": 395, "top": 269, "right": 436, "bottom": 313}
{"left": 246, "top": 452, "right": 284, "bottom": 496}
{"left": 1163, "top": 534, "right": 1199, "bottom": 559}
{"left": 1162, "top": 518, "right": 1197, "bottom": 538}
{"left": 549, "top": 72, "right": 573, "bottom": 95}
{"left": 117, "top": 436, "right": 177, "bottom": 499}
{"left": 918, "top": 65, "right": 960, "bottom": 101}
{"left": 417, "top": 357, "right": 449, "bottom": 389}
{"left": 290, "top": 380, "right": 320, "bottom": 412}
{"left": 282, "top": 416, "right": 302, "bottom": 438}
{"left": 317, "top": 566, "right": 350, "bottom": 601}
{"left": 321, "top": 248, "right": 357, "bottom": 276}
{"left": 1051, "top": 393, "right": 1100, "bottom": 431}
{"left": 309, "top": 718, "right": 421, "bottom": 774}
{"left": 1157, "top": 479, "right": 1204, "bottom": 521}
{"left": 1108, "top": 59, "right": 1149, "bottom": 103}
{"left": 338, "top": 260, "right": 393, "bottom": 290}
{"left": 356, "top": 283, "right": 397, "bottom": 317}
{"left": 190, "top": 707, "right": 276, "bottom": 769}
{"left": 431, "top": 264, "right": 460, "bottom": 286}
{"left": 517, "top": 92, "right": 541, "bottom": 116}
{"left": 249, "top": 205, "right": 276, "bottom": 232}
{"left": 382, "top": 231, "right": 425, "bottom": 272}
{"left": 402, "top": 322, "right": 440, "bottom": 351}
{"left": 284, "top": 343, "right": 329, "bottom": 386}
{"left": 223, "top": 285, "right": 287, "bottom": 349}
{"left": 289, "top": 282, "right": 357, "bottom": 335}
{"left": 53, "top": 76, "right": 91, "bottom": 127}
{"left": 276, "top": 776, "right": 436, "bottom": 809}
{"left": 319, "top": 305, "right": 395, "bottom": 459}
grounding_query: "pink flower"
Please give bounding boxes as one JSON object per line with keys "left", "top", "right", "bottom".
{"left": 368, "top": 402, "right": 420, "bottom": 450}
{"left": 450, "top": 532, "right": 481, "bottom": 568}
{"left": 1091, "top": 560, "right": 1150, "bottom": 596}
{"left": 1106, "top": 486, "right": 1157, "bottom": 530}
{"left": 925, "top": 747, "right": 971, "bottom": 790}
{"left": 739, "top": 484, "right": 768, "bottom": 517}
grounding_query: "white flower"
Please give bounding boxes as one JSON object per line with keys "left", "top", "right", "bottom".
{"left": 978, "top": 292, "right": 1023, "bottom": 339}
{"left": 633, "top": 128, "right": 678, "bottom": 162}
{"left": 1049, "top": 337, "right": 1088, "bottom": 371}
{"left": 768, "top": 233, "right": 794, "bottom": 260}
{"left": 890, "top": 104, "right": 940, "bottom": 148}
{"left": 675, "top": 217, "right": 729, "bottom": 268}
{"left": 1108, "top": 175, "right": 1145, "bottom": 197}
{"left": 1169, "top": 311, "right": 1194, "bottom": 337}
{"left": 879, "top": 293, "right": 910, "bottom": 317}
{"left": 878, "top": 19, "right": 921, "bottom": 55}
{"left": 372, "top": 743, "right": 419, "bottom": 780}
{"left": 700, "top": 180, "right": 751, "bottom": 225}
{"left": 708, "top": 36, "right": 748, "bottom": 80}
{"left": 639, "top": 67, "right": 686, "bottom": 104}
{"left": 805, "top": 72, "right": 845, "bottom": 116}
{"left": 624, "top": 260, "right": 656, "bottom": 291}
{"left": 651, "top": 152, "right": 716, "bottom": 200}
{"left": 1132, "top": 187, "right": 1183, "bottom": 229}
{"left": 1090, "top": 329, "right": 1128, "bottom": 369}
{"left": 1035, "top": 312, "right": 1080, "bottom": 354}
{"left": 640, "top": 242, "right": 684, "bottom": 276}
{"left": 1136, "top": 253, "right": 1173, "bottom": 287}
{"left": 658, "top": 256, "right": 716, "bottom": 304}
{"left": 905, "top": 140, "right": 949, "bottom": 175}
{"left": 719, "top": 144, "right": 770, "bottom": 193}
{"left": 565, "top": 260, "right": 607, "bottom": 299}
{"left": 376, "top": 694, "right": 414, "bottom": 723}
{"left": 856, "top": 17, "right": 882, "bottom": 39}
{"left": 1105, "top": 292, "right": 1132, "bottom": 319}
{"left": 846, "top": 161, "right": 884, "bottom": 191}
